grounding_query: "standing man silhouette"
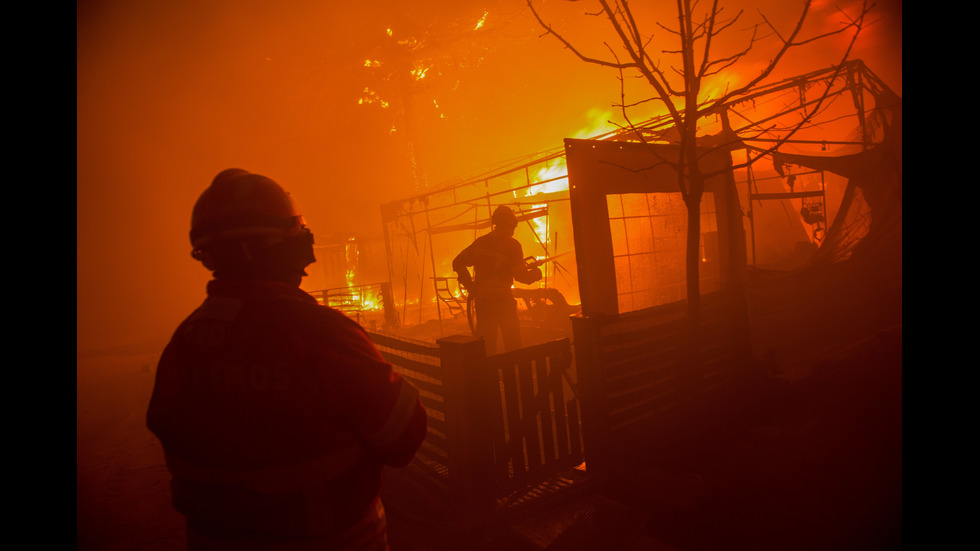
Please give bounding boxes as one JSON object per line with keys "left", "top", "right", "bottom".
{"left": 147, "top": 169, "right": 426, "bottom": 550}
{"left": 453, "top": 205, "right": 543, "bottom": 354}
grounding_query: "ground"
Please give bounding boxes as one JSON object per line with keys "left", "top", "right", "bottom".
{"left": 76, "top": 324, "right": 900, "bottom": 551}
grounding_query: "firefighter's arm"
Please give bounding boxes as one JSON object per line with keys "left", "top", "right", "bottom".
{"left": 362, "top": 369, "right": 427, "bottom": 467}
{"left": 452, "top": 246, "right": 474, "bottom": 291}
{"left": 321, "top": 319, "right": 427, "bottom": 467}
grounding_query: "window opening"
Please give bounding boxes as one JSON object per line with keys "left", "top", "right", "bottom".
{"left": 606, "top": 192, "right": 721, "bottom": 313}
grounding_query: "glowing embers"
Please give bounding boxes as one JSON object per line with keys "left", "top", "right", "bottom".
{"left": 410, "top": 65, "right": 431, "bottom": 81}
{"left": 474, "top": 10, "right": 489, "bottom": 31}
{"left": 358, "top": 87, "right": 389, "bottom": 108}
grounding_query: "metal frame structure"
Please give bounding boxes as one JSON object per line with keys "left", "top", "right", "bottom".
{"left": 379, "top": 59, "right": 897, "bottom": 329}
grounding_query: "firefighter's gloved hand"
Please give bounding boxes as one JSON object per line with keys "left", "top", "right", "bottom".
{"left": 529, "top": 267, "right": 543, "bottom": 283}
{"left": 457, "top": 276, "right": 472, "bottom": 293}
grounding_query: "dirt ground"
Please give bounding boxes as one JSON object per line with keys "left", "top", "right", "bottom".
{"left": 76, "top": 323, "right": 900, "bottom": 551}
{"left": 77, "top": 351, "right": 185, "bottom": 551}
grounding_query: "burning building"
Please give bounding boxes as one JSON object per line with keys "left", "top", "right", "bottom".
{"left": 366, "top": 59, "right": 900, "bottom": 345}
{"left": 368, "top": 58, "right": 900, "bottom": 532}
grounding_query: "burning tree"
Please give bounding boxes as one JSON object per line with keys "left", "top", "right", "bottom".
{"left": 527, "top": 0, "right": 873, "bottom": 351}
{"left": 358, "top": 8, "right": 498, "bottom": 193}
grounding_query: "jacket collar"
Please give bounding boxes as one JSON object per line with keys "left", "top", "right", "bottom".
{"left": 206, "top": 279, "right": 319, "bottom": 305}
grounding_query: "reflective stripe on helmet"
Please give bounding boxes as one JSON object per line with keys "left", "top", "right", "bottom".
{"left": 165, "top": 445, "right": 365, "bottom": 494}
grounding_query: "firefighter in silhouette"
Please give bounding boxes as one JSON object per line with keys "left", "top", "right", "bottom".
{"left": 453, "top": 205, "right": 543, "bottom": 354}
{"left": 147, "top": 169, "right": 426, "bottom": 550}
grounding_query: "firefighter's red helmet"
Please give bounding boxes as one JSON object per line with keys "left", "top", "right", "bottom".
{"left": 190, "top": 169, "right": 305, "bottom": 250}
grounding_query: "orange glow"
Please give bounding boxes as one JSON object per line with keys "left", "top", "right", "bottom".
{"left": 76, "top": 0, "right": 901, "bottom": 355}
{"left": 526, "top": 108, "right": 618, "bottom": 197}
{"left": 77, "top": 5, "right": 902, "bottom": 551}
{"left": 522, "top": 109, "right": 622, "bottom": 249}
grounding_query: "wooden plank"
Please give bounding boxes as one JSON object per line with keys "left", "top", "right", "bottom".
{"left": 601, "top": 322, "right": 680, "bottom": 349}
{"left": 422, "top": 444, "right": 448, "bottom": 465}
{"left": 397, "top": 459, "right": 450, "bottom": 496}
{"left": 550, "top": 351, "right": 570, "bottom": 463}
{"left": 536, "top": 355, "right": 557, "bottom": 466}
{"left": 519, "top": 357, "right": 541, "bottom": 473}
{"left": 571, "top": 314, "right": 611, "bottom": 473}
{"left": 380, "top": 350, "right": 443, "bottom": 381}
{"left": 419, "top": 432, "right": 448, "bottom": 463}
{"left": 367, "top": 331, "right": 441, "bottom": 357}
{"left": 594, "top": 291, "right": 736, "bottom": 348}
{"left": 606, "top": 386, "right": 685, "bottom": 431}
{"left": 604, "top": 362, "right": 683, "bottom": 398}
{"left": 602, "top": 346, "right": 680, "bottom": 381}
{"left": 417, "top": 395, "right": 446, "bottom": 417}
{"left": 596, "top": 301, "right": 686, "bottom": 338}
{"left": 598, "top": 317, "right": 685, "bottom": 350}
{"left": 389, "top": 372, "right": 443, "bottom": 398}
{"left": 605, "top": 382, "right": 684, "bottom": 418}
{"left": 567, "top": 397, "right": 583, "bottom": 464}
{"left": 489, "top": 370, "right": 510, "bottom": 482}
{"left": 421, "top": 412, "right": 448, "bottom": 439}
{"left": 499, "top": 361, "right": 524, "bottom": 477}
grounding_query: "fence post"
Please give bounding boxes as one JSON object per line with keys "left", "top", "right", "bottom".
{"left": 570, "top": 313, "right": 609, "bottom": 477}
{"left": 437, "top": 335, "right": 496, "bottom": 521}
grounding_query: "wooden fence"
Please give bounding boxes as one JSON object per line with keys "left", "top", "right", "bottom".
{"left": 367, "top": 331, "right": 584, "bottom": 524}
{"left": 369, "top": 291, "right": 753, "bottom": 523}
{"left": 487, "top": 339, "right": 584, "bottom": 500}
{"left": 364, "top": 332, "right": 452, "bottom": 508}
{"left": 571, "top": 290, "right": 755, "bottom": 475}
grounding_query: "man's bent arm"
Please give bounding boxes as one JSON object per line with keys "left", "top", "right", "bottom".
{"left": 452, "top": 247, "right": 475, "bottom": 289}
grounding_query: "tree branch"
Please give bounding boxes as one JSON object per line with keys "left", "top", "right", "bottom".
{"left": 526, "top": 0, "right": 637, "bottom": 70}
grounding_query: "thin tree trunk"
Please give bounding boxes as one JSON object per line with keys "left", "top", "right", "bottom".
{"left": 685, "top": 193, "right": 702, "bottom": 358}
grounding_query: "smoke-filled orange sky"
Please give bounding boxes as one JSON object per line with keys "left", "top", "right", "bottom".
{"left": 76, "top": 0, "right": 901, "bottom": 356}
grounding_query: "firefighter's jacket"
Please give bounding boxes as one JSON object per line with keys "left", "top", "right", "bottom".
{"left": 146, "top": 279, "right": 426, "bottom": 544}
{"left": 452, "top": 232, "right": 539, "bottom": 298}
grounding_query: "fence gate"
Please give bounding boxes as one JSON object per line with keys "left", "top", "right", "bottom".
{"left": 487, "top": 338, "right": 584, "bottom": 499}
{"left": 371, "top": 332, "right": 585, "bottom": 524}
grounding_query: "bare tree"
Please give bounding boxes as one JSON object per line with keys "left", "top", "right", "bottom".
{"left": 527, "top": 0, "right": 872, "bottom": 352}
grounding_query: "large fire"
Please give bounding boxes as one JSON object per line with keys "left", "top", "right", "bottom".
{"left": 523, "top": 108, "right": 622, "bottom": 250}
